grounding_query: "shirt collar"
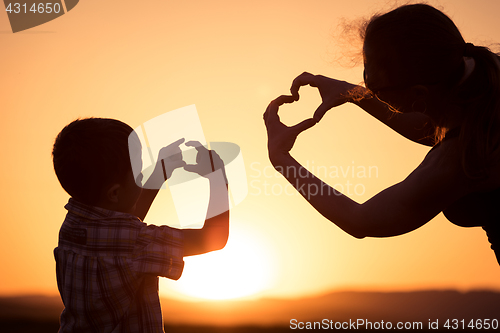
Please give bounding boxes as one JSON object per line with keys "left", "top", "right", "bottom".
{"left": 65, "top": 198, "right": 132, "bottom": 221}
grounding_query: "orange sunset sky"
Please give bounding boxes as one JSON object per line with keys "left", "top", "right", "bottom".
{"left": 1, "top": 0, "right": 500, "bottom": 302}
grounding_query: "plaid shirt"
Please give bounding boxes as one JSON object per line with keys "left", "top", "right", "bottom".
{"left": 54, "top": 199, "right": 184, "bottom": 333}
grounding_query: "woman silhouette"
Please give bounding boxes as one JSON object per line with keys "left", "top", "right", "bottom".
{"left": 264, "top": 4, "right": 500, "bottom": 264}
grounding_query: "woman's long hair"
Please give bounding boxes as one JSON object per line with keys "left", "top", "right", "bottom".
{"left": 363, "top": 3, "right": 500, "bottom": 179}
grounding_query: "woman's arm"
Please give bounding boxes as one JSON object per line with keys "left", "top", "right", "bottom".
{"left": 351, "top": 92, "right": 435, "bottom": 146}
{"left": 290, "top": 72, "right": 435, "bottom": 146}
{"left": 264, "top": 95, "right": 470, "bottom": 238}
{"left": 270, "top": 150, "right": 464, "bottom": 238}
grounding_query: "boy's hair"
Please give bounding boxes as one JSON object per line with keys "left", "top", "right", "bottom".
{"left": 52, "top": 118, "right": 134, "bottom": 206}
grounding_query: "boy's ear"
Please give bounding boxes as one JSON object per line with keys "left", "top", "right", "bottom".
{"left": 106, "top": 184, "right": 121, "bottom": 203}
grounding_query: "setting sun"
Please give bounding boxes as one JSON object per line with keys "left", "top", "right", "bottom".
{"left": 161, "top": 227, "right": 274, "bottom": 300}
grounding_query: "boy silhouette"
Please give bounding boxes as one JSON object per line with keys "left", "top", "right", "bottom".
{"left": 52, "top": 118, "right": 229, "bottom": 332}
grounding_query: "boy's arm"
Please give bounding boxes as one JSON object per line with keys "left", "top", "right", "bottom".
{"left": 133, "top": 140, "right": 230, "bottom": 255}
{"left": 135, "top": 172, "right": 229, "bottom": 256}
{"left": 182, "top": 172, "right": 229, "bottom": 256}
{"left": 181, "top": 144, "right": 230, "bottom": 256}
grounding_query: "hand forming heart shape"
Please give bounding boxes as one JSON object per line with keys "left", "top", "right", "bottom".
{"left": 290, "top": 72, "right": 357, "bottom": 122}
{"left": 263, "top": 95, "right": 317, "bottom": 158}
{"left": 263, "top": 72, "right": 357, "bottom": 159}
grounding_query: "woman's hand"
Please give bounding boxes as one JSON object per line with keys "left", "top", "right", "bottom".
{"left": 264, "top": 95, "right": 317, "bottom": 163}
{"left": 291, "top": 72, "right": 357, "bottom": 122}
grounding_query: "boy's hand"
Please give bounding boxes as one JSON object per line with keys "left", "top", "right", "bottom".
{"left": 158, "top": 138, "right": 187, "bottom": 179}
{"left": 143, "top": 138, "right": 186, "bottom": 189}
{"left": 184, "top": 141, "right": 227, "bottom": 182}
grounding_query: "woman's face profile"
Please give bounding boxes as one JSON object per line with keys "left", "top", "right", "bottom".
{"left": 363, "top": 43, "right": 415, "bottom": 114}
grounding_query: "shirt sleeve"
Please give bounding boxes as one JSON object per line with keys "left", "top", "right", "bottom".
{"left": 132, "top": 224, "right": 184, "bottom": 280}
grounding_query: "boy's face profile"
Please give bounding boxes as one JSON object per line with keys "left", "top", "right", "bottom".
{"left": 102, "top": 142, "right": 143, "bottom": 214}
